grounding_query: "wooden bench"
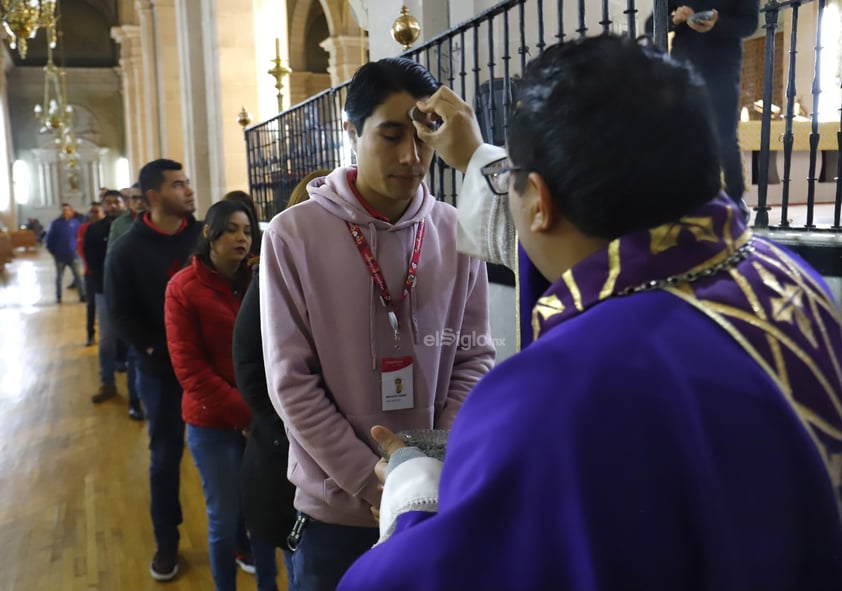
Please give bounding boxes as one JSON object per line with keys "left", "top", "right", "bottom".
{"left": 0, "top": 231, "right": 12, "bottom": 271}
{"left": 10, "top": 229, "right": 38, "bottom": 251}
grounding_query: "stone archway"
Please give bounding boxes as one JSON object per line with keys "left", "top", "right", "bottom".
{"left": 287, "top": 0, "right": 332, "bottom": 105}
{"left": 287, "top": 0, "right": 367, "bottom": 95}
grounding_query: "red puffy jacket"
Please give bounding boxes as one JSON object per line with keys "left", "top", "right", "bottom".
{"left": 165, "top": 256, "right": 252, "bottom": 430}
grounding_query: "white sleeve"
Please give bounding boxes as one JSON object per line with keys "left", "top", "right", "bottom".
{"left": 377, "top": 457, "right": 443, "bottom": 544}
{"left": 456, "top": 143, "right": 517, "bottom": 270}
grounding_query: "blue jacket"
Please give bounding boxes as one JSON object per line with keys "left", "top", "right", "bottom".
{"left": 45, "top": 215, "right": 82, "bottom": 263}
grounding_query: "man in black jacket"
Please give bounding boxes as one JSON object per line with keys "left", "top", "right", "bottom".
{"left": 104, "top": 159, "right": 201, "bottom": 582}
{"left": 86, "top": 191, "right": 129, "bottom": 406}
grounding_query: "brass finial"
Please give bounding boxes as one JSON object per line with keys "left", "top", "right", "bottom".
{"left": 237, "top": 107, "right": 252, "bottom": 128}
{"left": 268, "top": 37, "right": 292, "bottom": 113}
{"left": 391, "top": 5, "right": 421, "bottom": 51}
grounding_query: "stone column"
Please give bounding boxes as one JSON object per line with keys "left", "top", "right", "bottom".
{"left": 0, "top": 39, "right": 15, "bottom": 227}
{"left": 287, "top": 71, "right": 332, "bottom": 107}
{"left": 174, "top": 0, "right": 266, "bottom": 210}
{"left": 174, "top": 0, "right": 212, "bottom": 212}
{"left": 320, "top": 35, "right": 368, "bottom": 87}
{"left": 151, "top": 0, "right": 185, "bottom": 163}
{"left": 135, "top": 0, "right": 161, "bottom": 162}
{"left": 111, "top": 25, "right": 143, "bottom": 180}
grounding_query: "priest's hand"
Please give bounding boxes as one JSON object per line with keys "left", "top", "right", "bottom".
{"left": 371, "top": 424, "right": 406, "bottom": 485}
{"left": 411, "top": 86, "right": 485, "bottom": 173}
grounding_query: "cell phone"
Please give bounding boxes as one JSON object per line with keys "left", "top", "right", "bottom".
{"left": 689, "top": 9, "right": 715, "bottom": 23}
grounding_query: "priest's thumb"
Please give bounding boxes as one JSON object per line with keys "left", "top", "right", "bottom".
{"left": 371, "top": 424, "right": 405, "bottom": 459}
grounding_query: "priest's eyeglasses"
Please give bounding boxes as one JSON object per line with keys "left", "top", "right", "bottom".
{"left": 481, "top": 161, "right": 523, "bottom": 196}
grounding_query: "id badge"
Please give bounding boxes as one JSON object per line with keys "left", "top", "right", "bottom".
{"left": 381, "top": 356, "right": 414, "bottom": 411}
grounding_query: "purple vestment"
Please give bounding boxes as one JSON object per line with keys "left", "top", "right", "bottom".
{"left": 339, "top": 195, "right": 842, "bottom": 591}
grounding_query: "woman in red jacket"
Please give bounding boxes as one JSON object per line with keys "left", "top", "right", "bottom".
{"left": 165, "top": 199, "right": 275, "bottom": 591}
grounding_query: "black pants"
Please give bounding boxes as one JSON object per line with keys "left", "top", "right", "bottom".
{"left": 116, "top": 338, "right": 128, "bottom": 365}
{"left": 697, "top": 62, "right": 745, "bottom": 203}
{"left": 84, "top": 275, "right": 96, "bottom": 339}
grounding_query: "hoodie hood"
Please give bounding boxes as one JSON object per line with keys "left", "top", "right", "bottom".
{"left": 307, "top": 166, "right": 435, "bottom": 229}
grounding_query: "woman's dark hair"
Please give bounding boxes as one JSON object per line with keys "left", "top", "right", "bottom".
{"left": 223, "top": 190, "right": 262, "bottom": 253}
{"left": 194, "top": 200, "right": 254, "bottom": 281}
{"left": 507, "top": 35, "right": 722, "bottom": 240}
{"left": 345, "top": 57, "right": 440, "bottom": 134}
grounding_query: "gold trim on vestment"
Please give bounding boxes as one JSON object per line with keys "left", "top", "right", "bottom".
{"left": 598, "top": 241, "right": 621, "bottom": 300}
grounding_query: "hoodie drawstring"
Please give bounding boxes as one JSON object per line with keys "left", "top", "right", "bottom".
{"left": 409, "top": 221, "right": 420, "bottom": 344}
{"left": 368, "top": 221, "right": 378, "bottom": 371}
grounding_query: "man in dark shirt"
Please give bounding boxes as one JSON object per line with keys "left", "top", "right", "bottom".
{"left": 87, "top": 190, "right": 134, "bottom": 411}
{"left": 668, "top": 0, "right": 760, "bottom": 221}
{"left": 104, "top": 159, "right": 201, "bottom": 582}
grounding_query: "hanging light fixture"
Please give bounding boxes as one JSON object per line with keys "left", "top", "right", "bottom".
{"left": 31, "top": 1, "right": 79, "bottom": 169}
{"left": 0, "top": 0, "right": 56, "bottom": 59}
{"left": 33, "top": 38, "right": 70, "bottom": 133}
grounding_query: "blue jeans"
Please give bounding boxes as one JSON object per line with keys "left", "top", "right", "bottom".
{"left": 283, "top": 549, "right": 294, "bottom": 590}
{"left": 95, "top": 294, "right": 116, "bottom": 386}
{"left": 290, "top": 518, "right": 378, "bottom": 591}
{"left": 187, "top": 425, "right": 278, "bottom": 591}
{"left": 126, "top": 346, "right": 140, "bottom": 406}
{"left": 136, "top": 369, "right": 185, "bottom": 554}
{"left": 54, "top": 257, "right": 85, "bottom": 302}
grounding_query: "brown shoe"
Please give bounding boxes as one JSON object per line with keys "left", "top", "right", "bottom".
{"left": 91, "top": 384, "right": 118, "bottom": 403}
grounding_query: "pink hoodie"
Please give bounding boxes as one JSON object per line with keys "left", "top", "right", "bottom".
{"left": 259, "top": 167, "right": 494, "bottom": 526}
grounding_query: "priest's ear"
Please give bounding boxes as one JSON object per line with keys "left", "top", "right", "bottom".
{"left": 344, "top": 121, "right": 359, "bottom": 153}
{"left": 525, "top": 171, "right": 558, "bottom": 234}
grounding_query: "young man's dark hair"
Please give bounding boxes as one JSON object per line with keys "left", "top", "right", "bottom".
{"left": 344, "top": 57, "right": 440, "bottom": 133}
{"left": 103, "top": 189, "right": 123, "bottom": 200}
{"left": 139, "top": 159, "right": 183, "bottom": 200}
{"left": 507, "top": 35, "right": 722, "bottom": 240}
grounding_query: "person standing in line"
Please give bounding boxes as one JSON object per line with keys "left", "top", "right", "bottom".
{"left": 109, "top": 183, "right": 148, "bottom": 392}
{"left": 233, "top": 173, "right": 328, "bottom": 591}
{"left": 259, "top": 57, "right": 495, "bottom": 591}
{"left": 104, "top": 159, "right": 201, "bottom": 581}
{"left": 46, "top": 203, "right": 87, "bottom": 304}
{"left": 165, "top": 199, "right": 277, "bottom": 591}
{"left": 87, "top": 190, "right": 143, "bottom": 420}
{"left": 77, "top": 202, "right": 105, "bottom": 345}
{"left": 110, "top": 184, "right": 148, "bottom": 244}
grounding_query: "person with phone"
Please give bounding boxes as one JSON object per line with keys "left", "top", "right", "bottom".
{"left": 663, "top": 0, "right": 760, "bottom": 222}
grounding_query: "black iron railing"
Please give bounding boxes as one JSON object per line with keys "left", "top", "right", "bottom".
{"left": 245, "top": 0, "right": 673, "bottom": 220}
{"left": 246, "top": 0, "right": 842, "bottom": 241}
{"left": 754, "top": 0, "right": 842, "bottom": 232}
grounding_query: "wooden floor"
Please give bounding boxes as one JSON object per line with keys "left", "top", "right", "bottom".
{"left": 0, "top": 249, "right": 289, "bottom": 591}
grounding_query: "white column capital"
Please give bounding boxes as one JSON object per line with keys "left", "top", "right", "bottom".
{"left": 320, "top": 35, "right": 368, "bottom": 86}
{"left": 111, "top": 24, "right": 141, "bottom": 45}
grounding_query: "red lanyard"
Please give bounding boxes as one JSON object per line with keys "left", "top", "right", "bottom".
{"left": 346, "top": 220, "right": 426, "bottom": 348}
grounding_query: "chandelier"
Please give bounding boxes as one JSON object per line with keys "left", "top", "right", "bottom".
{"left": 32, "top": 6, "right": 79, "bottom": 170}
{"left": 0, "top": 0, "right": 56, "bottom": 59}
